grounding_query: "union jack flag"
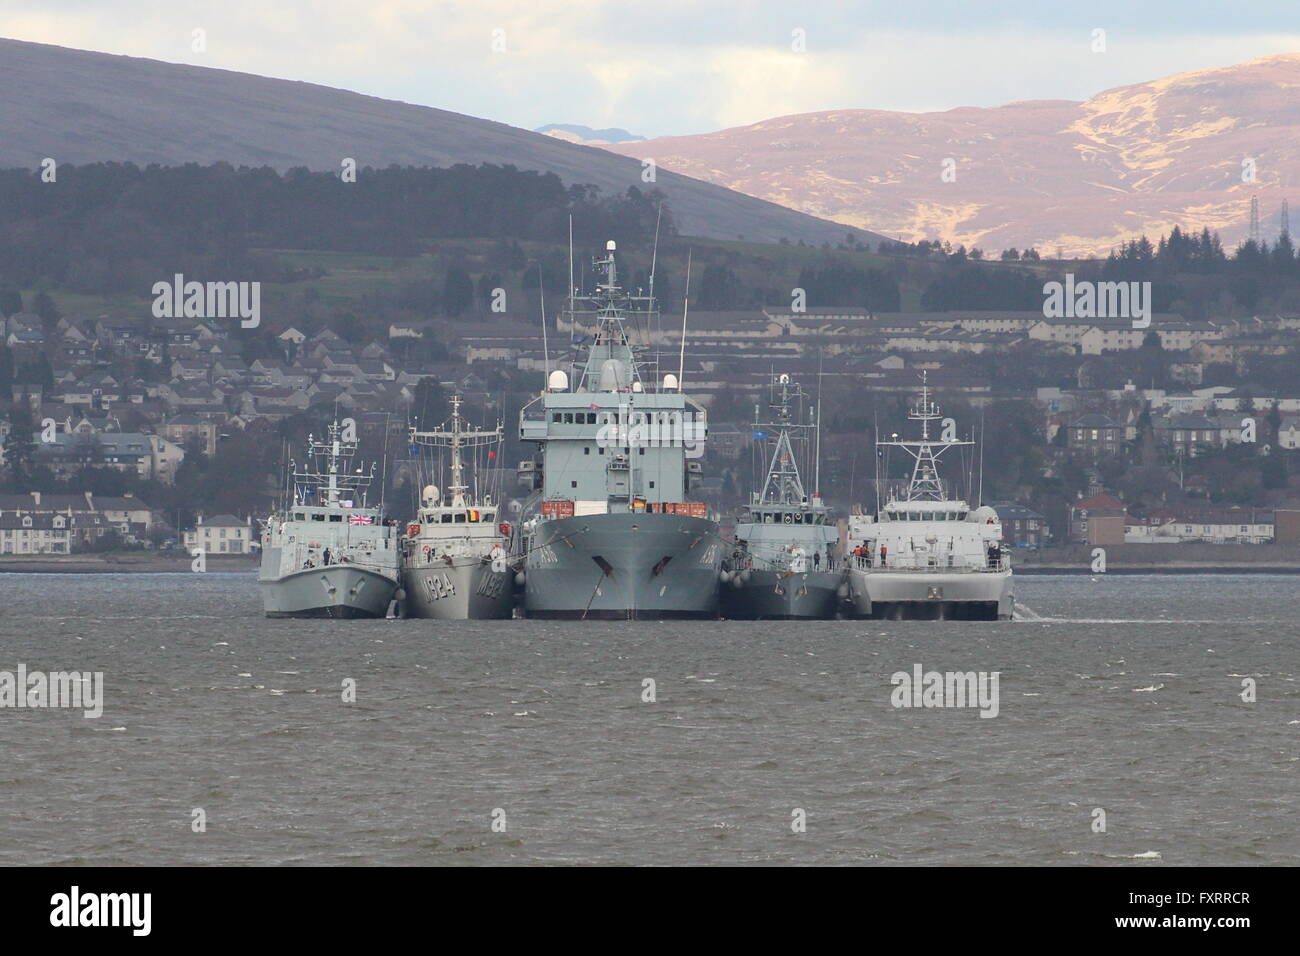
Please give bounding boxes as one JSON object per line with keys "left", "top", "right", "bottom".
{"left": 348, "top": 514, "right": 373, "bottom": 525}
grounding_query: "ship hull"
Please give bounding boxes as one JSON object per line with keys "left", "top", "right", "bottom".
{"left": 259, "top": 559, "right": 398, "bottom": 619}
{"left": 402, "top": 560, "right": 514, "bottom": 620}
{"left": 721, "top": 568, "right": 844, "bottom": 620}
{"left": 523, "top": 513, "right": 721, "bottom": 619}
{"left": 846, "top": 568, "right": 1014, "bottom": 621}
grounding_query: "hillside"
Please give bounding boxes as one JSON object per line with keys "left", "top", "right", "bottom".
{"left": 0, "top": 37, "right": 879, "bottom": 246}
{"left": 602, "top": 54, "right": 1300, "bottom": 256}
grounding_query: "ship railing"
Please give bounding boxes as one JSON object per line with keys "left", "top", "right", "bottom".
{"left": 852, "top": 555, "right": 1010, "bottom": 573}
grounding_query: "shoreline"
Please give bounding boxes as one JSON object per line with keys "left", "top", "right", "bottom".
{"left": 0, "top": 555, "right": 259, "bottom": 574}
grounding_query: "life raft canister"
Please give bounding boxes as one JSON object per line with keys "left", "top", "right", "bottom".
{"left": 499, "top": 522, "right": 511, "bottom": 537}
{"left": 407, "top": 523, "right": 421, "bottom": 537}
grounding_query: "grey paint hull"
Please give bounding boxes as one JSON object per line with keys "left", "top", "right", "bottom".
{"left": 524, "top": 513, "right": 721, "bottom": 619}
{"left": 721, "top": 568, "right": 845, "bottom": 620}
{"left": 847, "top": 567, "right": 1014, "bottom": 621}
{"left": 402, "top": 560, "right": 514, "bottom": 620}
{"left": 259, "top": 560, "right": 398, "bottom": 619}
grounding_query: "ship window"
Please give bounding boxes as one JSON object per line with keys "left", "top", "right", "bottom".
{"left": 571, "top": 481, "right": 578, "bottom": 488}
{"left": 485, "top": 513, "right": 494, "bottom": 521}
{"left": 552, "top": 413, "right": 561, "bottom": 423}
{"left": 639, "top": 447, "right": 645, "bottom": 455}
{"left": 330, "top": 514, "right": 342, "bottom": 522}
{"left": 564, "top": 413, "right": 573, "bottom": 423}
{"left": 599, "top": 447, "right": 606, "bottom": 455}
{"left": 455, "top": 514, "right": 466, "bottom": 523}
{"left": 584, "top": 446, "right": 590, "bottom": 455}
{"left": 441, "top": 515, "right": 452, "bottom": 523}
{"left": 648, "top": 481, "right": 655, "bottom": 488}
{"left": 312, "top": 514, "right": 325, "bottom": 521}
{"left": 294, "top": 513, "right": 305, "bottom": 520}
{"left": 587, "top": 413, "right": 597, "bottom": 424}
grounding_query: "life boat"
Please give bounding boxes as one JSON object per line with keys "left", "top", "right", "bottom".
{"left": 407, "top": 523, "right": 421, "bottom": 537}
{"left": 498, "top": 522, "right": 511, "bottom": 537}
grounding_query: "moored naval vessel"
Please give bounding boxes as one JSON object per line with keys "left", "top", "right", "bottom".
{"left": 722, "top": 373, "right": 844, "bottom": 620}
{"left": 517, "top": 240, "right": 721, "bottom": 619}
{"left": 401, "top": 395, "right": 515, "bottom": 620}
{"left": 846, "top": 375, "right": 1013, "bottom": 620}
{"left": 259, "top": 421, "right": 401, "bottom": 618}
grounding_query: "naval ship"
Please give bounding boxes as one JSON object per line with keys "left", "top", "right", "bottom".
{"left": 402, "top": 395, "right": 515, "bottom": 620}
{"left": 259, "top": 421, "right": 401, "bottom": 618}
{"left": 845, "top": 375, "right": 1013, "bottom": 620}
{"left": 517, "top": 240, "right": 721, "bottom": 619}
{"left": 722, "top": 373, "right": 844, "bottom": 620}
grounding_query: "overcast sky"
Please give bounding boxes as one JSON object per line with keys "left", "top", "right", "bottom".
{"left": 5, "top": 1, "right": 1300, "bottom": 137}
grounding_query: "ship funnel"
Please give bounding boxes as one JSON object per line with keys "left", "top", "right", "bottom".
{"left": 663, "top": 373, "right": 679, "bottom": 391}
{"left": 548, "top": 369, "right": 569, "bottom": 392}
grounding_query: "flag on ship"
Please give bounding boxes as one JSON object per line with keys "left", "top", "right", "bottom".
{"left": 348, "top": 514, "right": 373, "bottom": 525}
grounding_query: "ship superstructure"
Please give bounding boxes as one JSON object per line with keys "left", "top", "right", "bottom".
{"left": 845, "top": 374, "right": 1013, "bottom": 620}
{"left": 722, "top": 373, "right": 843, "bottom": 619}
{"left": 402, "top": 395, "right": 514, "bottom": 619}
{"left": 517, "top": 240, "right": 721, "bottom": 619}
{"left": 259, "top": 420, "right": 401, "bottom": 618}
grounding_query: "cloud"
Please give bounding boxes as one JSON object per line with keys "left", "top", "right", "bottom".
{"left": 2, "top": 2, "right": 1298, "bottom": 137}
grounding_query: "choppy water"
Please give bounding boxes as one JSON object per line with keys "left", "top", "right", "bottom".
{"left": 0, "top": 572, "right": 1295, "bottom": 865}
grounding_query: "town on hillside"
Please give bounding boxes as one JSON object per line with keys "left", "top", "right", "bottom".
{"left": 6, "top": 289, "right": 1300, "bottom": 561}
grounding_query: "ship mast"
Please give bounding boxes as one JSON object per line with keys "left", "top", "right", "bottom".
{"left": 876, "top": 371, "right": 972, "bottom": 502}
{"left": 292, "top": 419, "right": 375, "bottom": 508}
{"left": 409, "top": 395, "right": 503, "bottom": 508}
{"left": 754, "top": 374, "right": 814, "bottom": 507}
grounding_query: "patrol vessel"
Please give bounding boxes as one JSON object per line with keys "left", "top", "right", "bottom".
{"left": 722, "top": 373, "right": 843, "bottom": 619}
{"left": 259, "top": 421, "right": 401, "bottom": 618}
{"left": 517, "top": 240, "right": 721, "bottom": 619}
{"left": 402, "top": 395, "right": 515, "bottom": 620}
{"left": 845, "top": 375, "right": 1013, "bottom": 620}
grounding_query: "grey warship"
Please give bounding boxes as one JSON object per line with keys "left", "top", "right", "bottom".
{"left": 722, "top": 373, "right": 843, "bottom": 620}
{"left": 517, "top": 240, "right": 721, "bottom": 620}
{"left": 259, "top": 421, "right": 401, "bottom": 618}
{"left": 845, "top": 375, "right": 1013, "bottom": 620}
{"left": 402, "top": 395, "right": 515, "bottom": 620}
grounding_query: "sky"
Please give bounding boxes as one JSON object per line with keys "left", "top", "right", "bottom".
{"left": 3, "top": 1, "right": 1300, "bottom": 138}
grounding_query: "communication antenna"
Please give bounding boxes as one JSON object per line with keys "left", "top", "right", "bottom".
{"left": 1282, "top": 198, "right": 1291, "bottom": 238}
{"left": 568, "top": 213, "right": 575, "bottom": 297}
{"left": 538, "top": 261, "right": 550, "bottom": 387}
{"left": 677, "top": 248, "right": 692, "bottom": 386}
{"left": 1249, "top": 195, "right": 1261, "bottom": 245}
{"left": 648, "top": 203, "right": 662, "bottom": 302}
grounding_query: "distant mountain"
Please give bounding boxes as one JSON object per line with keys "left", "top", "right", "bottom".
{"left": 0, "top": 38, "right": 878, "bottom": 246}
{"left": 535, "top": 124, "right": 646, "bottom": 145}
{"left": 602, "top": 54, "right": 1300, "bottom": 256}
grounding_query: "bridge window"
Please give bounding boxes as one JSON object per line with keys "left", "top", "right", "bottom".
{"left": 454, "top": 514, "right": 466, "bottom": 523}
{"left": 329, "top": 514, "right": 342, "bottom": 522}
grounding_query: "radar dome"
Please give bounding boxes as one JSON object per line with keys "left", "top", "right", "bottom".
{"left": 970, "top": 505, "right": 998, "bottom": 523}
{"left": 548, "top": 369, "right": 569, "bottom": 392}
{"left": 663, "top": 373, "right": 679, "bottom": 391}
{"left": 422, "top": 484, "right": 440, "bottom": 505}
{"left": 599, "top": 359, "right": 629, "bottom": 391}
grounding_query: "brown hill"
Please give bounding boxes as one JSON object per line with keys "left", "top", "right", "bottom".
{"left": 603, "top": 54, "right": 1300, "bottom": 256}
